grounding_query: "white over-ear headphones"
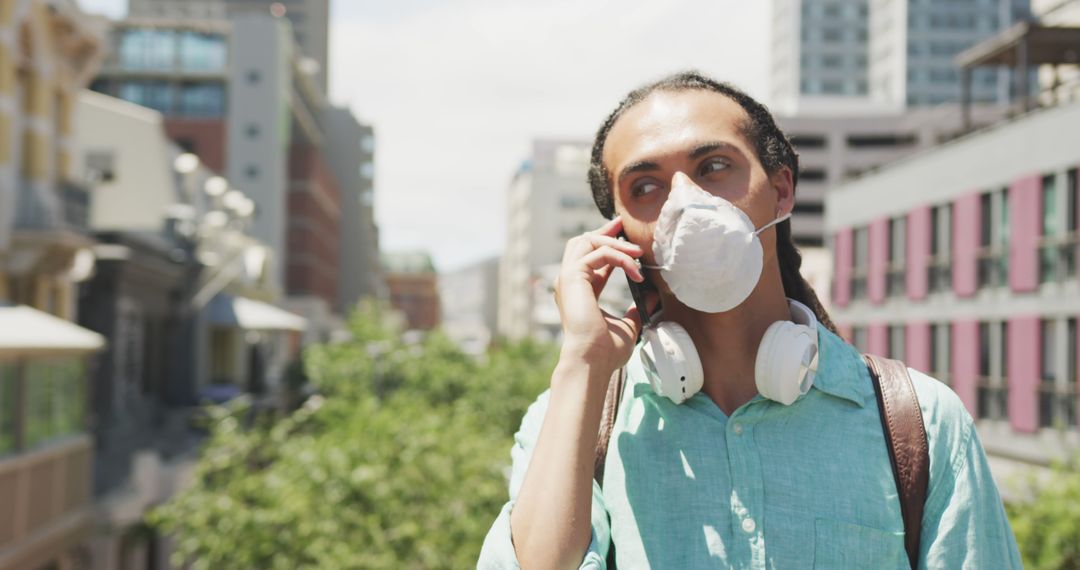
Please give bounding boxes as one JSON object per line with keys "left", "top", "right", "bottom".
{"left": 638, "top": 299, "right": 819, "bottom": 405}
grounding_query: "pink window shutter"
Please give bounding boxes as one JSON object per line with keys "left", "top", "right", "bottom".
{"left": 1007, "top": 316, "right": 1040, "bottom": 434}
{"left": 952, "top": 320, "right": 979, "bottom": 415}
{"left": 905, "top": 321, "right": 931, "bottom": 373}
{"left": 868, "top": 218, "right": 888, "bottom": 304}
{"left": 952, "top": 193, "right": 980, "bottom": 297}
{"left": 1009, "top": 175, "right": 1042, "bottom": 293}
{"left": 833, "top": 229, "right": 853, "bottom": 307}
{"left": 906, "top": 206, "right": 931, "bottom": 300}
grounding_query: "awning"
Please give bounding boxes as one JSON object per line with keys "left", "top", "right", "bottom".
{"left": 207, "top": 294, "right": 307, "bottom": 332}
{"left": 0, "top": 304, "right": 106, "bottom": 358}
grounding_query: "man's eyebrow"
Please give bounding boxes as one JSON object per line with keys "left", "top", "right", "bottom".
{"left": 689, "top": 141, "right": 738, "bottom": 159}
{"left": 615, "top": 142, "right": 740, "bottom": 184}
{"left": 616, "top": 160, "right": 660, "bottom": 183}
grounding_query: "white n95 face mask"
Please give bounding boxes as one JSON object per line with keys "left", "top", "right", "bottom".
{"left": 645, "top": 173, "right": 790, "bottom": 313}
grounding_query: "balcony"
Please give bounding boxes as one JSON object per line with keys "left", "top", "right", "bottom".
{"left": 977, "top": 246, "right": 1009, "bottom": 289}
{"left": 1038, "top": 233, "right": 1079, "bottom": 284}
{"left": 0, "top": 437, "right": 93, "bottom": 569}
{"left": 15, "top": 180, "right": 91, "bottom": 233}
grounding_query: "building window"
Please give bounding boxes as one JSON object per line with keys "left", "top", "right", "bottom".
{"left": 976, "top": 321, "right": 1008, "bottom": 421}
{"left": 179, "top": 31, "right": 227, "bottom": 72}
{"left": 118, "top": 28, "right": 177, "bottom": 71}
{"left": 852, "top": 226, "right": 869, "bottom": 300}
{"left": 929, "top": 204, "right": 952, "bottom": 292}
{"left": 977, "top": 188, "right": 1009, "bottom": 288}
{"left": 888, "top": 324, "right": 906, "bottom": 360}
{"left": 246, "top": 124, "right": 261, "bottom": 139}
{"left": 1040, "top": 174, "right": 1059, "bottom": 283}
{"left": 118, "top": 80, "right": 173, "bottom": 114}
{"left": 246, "top": 69, "right": 262, "bottom": 84}
{"left": 846, "top": 134, "right": 917, "bottom": 149}
{"left": 1039, "top": 318, "right": 1078, "bottom": 429}
{"left": 23, "top": 360, "right": 85, "bottom": 449}
{"left": 930, "top": 322, "right": 952, "bottom": 386}
{"left": 887, "top": 216, "right": 906, "bottom": 297}
{"left": 177, "top": 82, "right": 225, "bottom": 117}
{"left": 800, "top": 169, "right": 827, "bottom": 183}
{"left": 246, "top": 164, "right": 260, "bottom": 179}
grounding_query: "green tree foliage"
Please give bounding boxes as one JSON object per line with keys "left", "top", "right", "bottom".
{"left": 151, "top": 301, "right": 556, "bottom": 569}
{"left": 1006, "top": 456, "right": 1080, "bottom": 570}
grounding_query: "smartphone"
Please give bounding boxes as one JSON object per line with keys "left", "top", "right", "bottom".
{"left": 618, "top": 230, "right": 655, "bottom": 330}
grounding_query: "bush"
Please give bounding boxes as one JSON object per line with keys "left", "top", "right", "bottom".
{"left": 1006, "top": 456, "right": 1080, "bottom": 570}
{"left": 151, "top": 301, "right": 555, "bottom": 569}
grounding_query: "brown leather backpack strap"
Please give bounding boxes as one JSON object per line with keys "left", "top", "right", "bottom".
{"left": 864, "top": 354, "right": 930, "bottom": 570}
{"left": 594, "top": 367, "right": 626, "bottom": 488}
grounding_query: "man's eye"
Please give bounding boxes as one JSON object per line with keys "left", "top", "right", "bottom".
{"left": 631, "top": 181, "right": 661, "bottom": 197}
{"left": 699, "top": 158, "right": 729, "bottom": 176}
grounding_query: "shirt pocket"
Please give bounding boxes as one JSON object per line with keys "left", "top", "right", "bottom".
{"left": 813, "top": 517, "right": 907, "bottom": 570}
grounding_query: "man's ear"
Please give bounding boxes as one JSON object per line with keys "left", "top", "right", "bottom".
{"left": 769, "top": 166, "right": 796, "bottom": 217}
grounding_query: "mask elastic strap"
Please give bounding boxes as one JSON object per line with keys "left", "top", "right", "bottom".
{"left": 753, "top": 212, "right": 792, "bottom": 237}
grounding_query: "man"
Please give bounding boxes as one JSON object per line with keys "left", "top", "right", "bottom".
{"left": 478, "top": 71, "right": 1020, "bottom": 569}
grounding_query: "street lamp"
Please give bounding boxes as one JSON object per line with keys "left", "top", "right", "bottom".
{"left": 174, "top": 153, "right": 200, "bottom": 175}
{"left": 204, "top": 176, "right": 228, "bottom": 198}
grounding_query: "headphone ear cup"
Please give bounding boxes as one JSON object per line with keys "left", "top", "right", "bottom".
{"left": 640, "top": 322, "right": 704, "bottom": 404}
{"left": 755, "top": 321, "right": 817, "bottom": 405}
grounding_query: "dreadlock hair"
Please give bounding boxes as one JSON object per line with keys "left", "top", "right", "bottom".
{"left": 586, "top": 70, "right": 838, "bottom": 334}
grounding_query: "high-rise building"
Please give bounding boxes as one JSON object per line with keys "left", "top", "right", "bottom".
{"left": 771, "top": 0, "right": 1031, "bottom": 114}
{"left": 92, "top": 13, "right": 345, "bottom": 340}
{"left": 128, "top": 0, "right": 330, "bottom": 91}
{"left": 826, "top": 22, "right": 1080, "bottom": 485}
{"left": 323, "top": 105, "right": 386, "bottom": 312}
{"left": 497, "top": 141, "right": 631, "bottom": 342}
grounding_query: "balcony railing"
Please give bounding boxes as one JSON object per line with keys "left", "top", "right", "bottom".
{"left": 886, "top": 263, "right": 905, "bottom": 297}
{"left": 976, "top": 377, "right": 1008, "bottom": 421}
{"left": 929, "top": 256, "right": 953, "bottom": 293}
{"left": 15, "top": 181, "right": 91, "bottom": 233}
{"left": 0, "top": 436, "right": 93, "bottom": 568}
{"left": 1038, "top": 382, "right": 1078, "bottom": 430}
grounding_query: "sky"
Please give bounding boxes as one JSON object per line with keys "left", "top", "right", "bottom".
{"left": 77, "top": 0, "right": 771, "bottom": 272}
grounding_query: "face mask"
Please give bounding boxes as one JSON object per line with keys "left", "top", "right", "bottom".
{"left": 644, "top": 173, "right": 790, "bottom": 313}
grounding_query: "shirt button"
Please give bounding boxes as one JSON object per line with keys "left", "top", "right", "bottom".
{"left": 741, "top": 518, "right": 756, "bottom": 533}
{"left": 732, "top": 422, "right": 743, "bottom": 435}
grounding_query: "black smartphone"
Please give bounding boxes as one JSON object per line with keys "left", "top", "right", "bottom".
{"left": 618, "top": 230, "right": 654, "bottom": 330}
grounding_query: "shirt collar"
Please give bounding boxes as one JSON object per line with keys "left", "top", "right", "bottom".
{"left": 809, "top": 323, "right": 871, "bottom": 408}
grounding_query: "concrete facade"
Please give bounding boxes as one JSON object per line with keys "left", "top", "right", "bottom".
{"left": 825, "top": 99, "right": 1080, "bottom": 481}
{"left": 323, "top": 105, "right": 385, "bottom": 313}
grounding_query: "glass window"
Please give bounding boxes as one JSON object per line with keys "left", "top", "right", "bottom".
{"left": 1041, "top": 174, "right": 1060, "bottom": 282}
{"left": 852, "top": 227, "right": 869, "bottom": 299}
{"left": 177, "top": 83, "right": 225, "bottom": 117}
{"left": 852, "top": 326, "right": 868, "bottom": 353}
{"left": 119, "top": 28, "right": 176, "bottom": 71}
{"left": 1040, "top": 319, "right": 1056, "bottom": 428}
{"left": 930, "top": 323, "right": 952, "bottom": 385}
{"left": 179, "top": 31, "right": 227, "bottom": 71}
{"left": 888, "top": 217, "right": 906, "bottom": 297}
{"left": 930, "top": 204, "right": 953, "bottom": 291}
{"left": 23, "top": 360, "right": 84, "bottom": 448}
{"left": 0, "top": 365, "right": 16, "bottom": 454}
{"left": 1068, "top": 169, "right": 1078, "bottom": 234}
{"left": 118, "top": 81, "right": 173, "bottom": 114}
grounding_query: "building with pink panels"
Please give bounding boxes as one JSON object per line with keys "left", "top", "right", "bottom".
{"left": 826, "top": 90, "right": 1080, "bottom": 478}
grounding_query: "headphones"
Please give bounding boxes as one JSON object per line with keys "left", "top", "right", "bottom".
{"left": 637, "top": 298, "right": 820, "bottom": 406}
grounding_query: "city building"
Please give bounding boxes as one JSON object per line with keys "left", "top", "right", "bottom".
{"left": 128, "top": 0, "right": 331, "bottom": 92}
{"left": 497, "top": 141, "right": 631, "bottom": 342}
{"left": 778, "top": 104, "right": 1006, "bottom": 247}
{"left": 91, "top": 12, "right": 345, "bottom": 339}
{"left": 1031, "top": 0, "right": 1080, "bottom": 105}
{"left": 383, "top": 252, "right": 441, "bottom": 332}
{"left": 323, "top": 105, "right": 386, "bottom": 313}
{"left": 771, "top": 0, "right": 1031, "bottom": 115}
{"left": 439, "top": 257, "right": 500, "bottom": 355}
{"left": 0, "top": 1, "right": 108, "bottom": 568}
{"left": 74, "top": 89, "right": 306, "bottom": 568}
{"left": 825, "top": 25, "right": 1080, "bottom": 484}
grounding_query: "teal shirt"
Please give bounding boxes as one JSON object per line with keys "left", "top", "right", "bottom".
{"left": 478, "top": 325, "right": 1021, "bottom": 569}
